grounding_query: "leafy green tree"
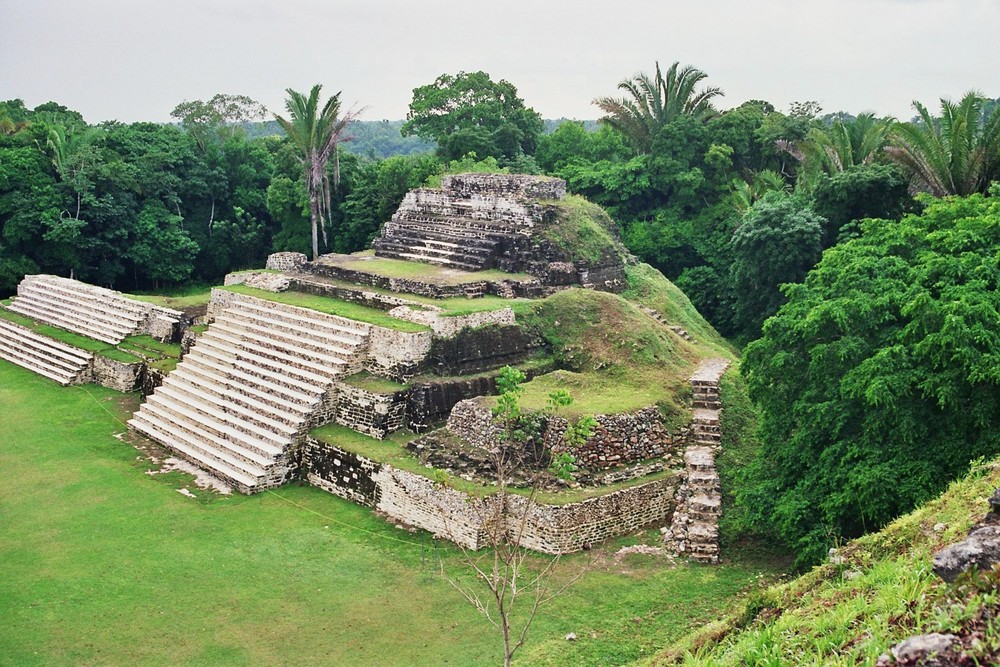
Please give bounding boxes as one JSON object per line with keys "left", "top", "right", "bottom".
{"left": 810, "top": 163, "right": 911, "bottom": 247}
{"left": 593, "top": 61, "right": 722, "bottom": 154}
{"left": 401, "top": 71, "right": 543, "bottom": 162}
{"left": 729, "top": 191, "right": 824, "bottom": 338}
{"left": 170, "top": 93, "right": 268, "bottom": 151}
{"left": 887, "top": 91, "right": 1000, "bottom": 195}
{"left": 535, "top": 122, "right": 630, "bottom": 173}
{"left": 274, "top": 84, "right": 357, "bottom": 260}
{"left": 129, "top": 201, "right": 198, "bottom": 287}
{"left": 739, "top": 188, "right": 1000, "bottom": 566}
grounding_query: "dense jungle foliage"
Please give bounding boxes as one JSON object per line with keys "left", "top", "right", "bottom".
{"left": 2, "top": 65, "right": 998, "bottom": 565}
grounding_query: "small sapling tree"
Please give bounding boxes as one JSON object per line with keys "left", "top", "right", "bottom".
{"left": 440, "top": 366, "right": 595, "bottom": 667}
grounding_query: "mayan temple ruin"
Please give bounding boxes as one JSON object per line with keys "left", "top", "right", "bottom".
{"left": 0, "top": 174, "right": 731, "bottom": 559}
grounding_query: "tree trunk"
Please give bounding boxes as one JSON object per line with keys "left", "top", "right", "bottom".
{"left": 310, "top": 189, "right": 320, "bottom": 261}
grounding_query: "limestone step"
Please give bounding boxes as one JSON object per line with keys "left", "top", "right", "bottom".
{"left": 381, "top": 223, "right": 506, "bottom": 251}
{"left": 0, "top": 336, "right": 81, "bottom": 378}
{"left": 129, "top": 413, "right": 265, "bottom": 489}
{"left": 156, "top": 377, "right": 299, "bottom": 438}
{"left": 226, "top": 298, "right": 368, "bottom": 341}
{"left": 7, "top": 299, "right": 124, "bottom": 345}
{"left": 20, "top": 276, "right": 149, "bottom": 318}
{"left": 223, "top": 308, "right": 365, "bottom": 352}
{"left": 181, "top": 352, "right": 319, "bottom": 407}
{"left": 139, "top": 397, "right": 284, "bottom": 463}
{"left": 0, "top": 339, "right": 79, "bottom": 384}
{"left": 212, "top": 316, "right": 357, "bottom": 362}
{"left": 687, "top": 470, "right": 721, "bottom": 489}
{"left": 16, "top": 282, "right": 144, "bottom": 332}
{"left": 0, "top": 318, "right": 92, "bottom": 368}
{"left": 168, "top": 366, "right": 307, "bottom": 426}
{"left": 198, "top": 330, "right": 343, "bottom": 385}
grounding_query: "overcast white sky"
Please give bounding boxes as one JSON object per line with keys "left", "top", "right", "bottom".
{"left": 1, "top": 0, "right": 998, "bottom": 124}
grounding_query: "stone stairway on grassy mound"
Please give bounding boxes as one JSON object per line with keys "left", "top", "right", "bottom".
{"left": 8, "top": 274, "right": 161, "bottom": 344}
{"left": 0, "top": 316, "right": 93, "bottom": 385}
{"left": 128, "top": 295, "right": 370, "bottom": 493}
{"left": 667, "top": 357, "right": 730, "bottom": 563}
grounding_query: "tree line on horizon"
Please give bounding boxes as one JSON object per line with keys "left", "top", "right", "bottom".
{"left": 1, "top": 64, "right": 999, "bottom": 565}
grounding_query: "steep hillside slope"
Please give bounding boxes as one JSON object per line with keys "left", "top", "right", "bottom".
{"left": 648, "top": 458, "right": 1000, "bottom": 665}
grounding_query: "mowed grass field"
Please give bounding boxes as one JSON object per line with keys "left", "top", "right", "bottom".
{"left": 0, "top": 360, "right": 778, "bottom": 666}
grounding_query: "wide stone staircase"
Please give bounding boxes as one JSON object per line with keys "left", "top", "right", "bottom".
{"left": 667, "top": 358, "right": 730, "bottom": 563}
{"left": 373, "top": 186, "right": 539, "bottom": 271}
{"left": 0, "top": 317, "right": 92, "bottom": 385}
{"left": 7, "top": 274, "right": 149, "bottom": 344}
{"left": 129, "top": 296, "right": 370, "bottom": 493}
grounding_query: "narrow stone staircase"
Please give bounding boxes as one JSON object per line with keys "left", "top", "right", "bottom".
{"left": 0, "top": 316, "right": 92, "bottom": 385}
{"left": 640, "top": 306, "right": 693, "bottom": 341}
{"left": 374, "top": 215, "right": 515, "bottom": 271}
{"left": 128, "top": 295, "right": 370, "bottom": 493}
{"left": 7, "top": 274, "right": 149, "bottom": 344}
{"left": 667, "top": 357, "right": 730, "bottom": 563}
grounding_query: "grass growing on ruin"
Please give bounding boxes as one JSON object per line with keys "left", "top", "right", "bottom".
{"left": 327, "top": 250, "right": 532, "bottom": 285}
{"left": 341, "top": 371, "right": 410, "bottom": 394}
{"left": 0, "top": 359, "right": 784, "bottom": 666}
{"left": 127, "top": 284, "right": 213, "bottom": 310}
{"left": 540, "top": 195, "right": 629, "bottom": 264}
{"left": 220, "top": 284, "right": 431, "bottom": 332}
{"left": 649, "top": 458, "right": 1000, "bottom": 666}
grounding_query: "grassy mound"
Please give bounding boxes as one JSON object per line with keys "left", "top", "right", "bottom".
{"left": 648, "top": 457, "right": 1000, "bottom": 665}
{"left": 540, "top": 195, "right": 632, "bottom": 265}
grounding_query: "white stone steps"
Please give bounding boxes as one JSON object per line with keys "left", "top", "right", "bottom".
{"left": 181, "top": 352, "right": 319, "bottom": 408}
{"left": 228, "top": 298, "right": 368, "bottom": 341}
{"left": 0, "top": 340, "right": 78, "bottom": 384}
{"left": 129, "top": 413, "right": 264, "bottom": 488}
{"left": 0, "top": 336, "right": 81, "bottom": 378}
{"left": 139, "top": 397, "right": 283, "bottom": 464}
{"left": 225, "top": 306, "right": 365, "bottom": 350}
{"left": 156, "top": 378, "right": 299, "bottom": 439}
{"left": 168, "top": 366, "right": 306, "bottom": 426}
{"left": 7, "top": 299, "right": 123, "bottom": 344}
{"left": 0, "top": 318, "right": 92, "bottom": 369}
{"left": 199, "top": 326, "right": 347, "bottom": 384}
{"left": 212, "top": 316, "right": 356, "bottom": 362}
{"left": 380, "top": 249, "right": 483, "bottom": 271}
{"left": 16, "top": 283, "right": 144, "bottom": 332}
{"left": 21, "top": 275, "right": 149, "bottom": 318}
{"left": 145, "top": 387, "right": 289, "bottom": 455}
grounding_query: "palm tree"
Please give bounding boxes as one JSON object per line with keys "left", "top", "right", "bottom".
{"left": 274, "top": 85, "right": 357, "bottom": 260}
{"left": 777, "top": 113, "right": 894, "bottom": 189}
{"left": 886, "top": 91, "right": 1000, "bottom": 196}
{"left": 593, "top": 61, "right": 722, "bottom": 154}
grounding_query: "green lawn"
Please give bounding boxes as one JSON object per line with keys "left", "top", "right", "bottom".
{"left": 0, "top": 360, "right": 781, "bottom": 666}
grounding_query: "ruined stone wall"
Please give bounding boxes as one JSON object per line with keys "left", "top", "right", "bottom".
{"left": 364, "top": 326, "right": 432, "bottom": 382}
{"left": 289, "top": 276, "right": 418, "bottom": 311}
{"left": 85, "top": 356, "right": 144, "bottom": 392}
{"left": 546, "top": 406, "right": 687, "bottom": 470}
{"left": 388, "top": 307, "right": 517, "bottom": 338}
{"left": 333, "top": 383, "right": 408, "bottom": 439}
{"left": 407, "top": 376, "right": 498, "bottom": 433}
{"left": 425, "top": 323, "right": 537, "bottom": 376}
{"left": 441, "top": 174, "right": 566, "bottom": 201}
{"left": 396, "top": 188, "right": 544, "bottom": 228}
{"left": 302, "top": 438, "right": 677, "bottom": 554}
{"left": 265, "top": 252, "right": 307, "bottom": 271}
{"left": 446, "top": 399, "right": 688, "bottom": 471}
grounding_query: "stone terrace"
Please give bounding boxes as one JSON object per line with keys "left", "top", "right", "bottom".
{"left": 129, "top": 293, "right": 370, "bottom": 493}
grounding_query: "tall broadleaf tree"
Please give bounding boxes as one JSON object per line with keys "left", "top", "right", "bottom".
{"left": 886, "top": 91, "right": 1000, "bottom": 196}
{"left": 274, "top": 85, "right": 357, "bottom": 260}
{"left": 593, "top": 61, "right": 723, "bottom": 154}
